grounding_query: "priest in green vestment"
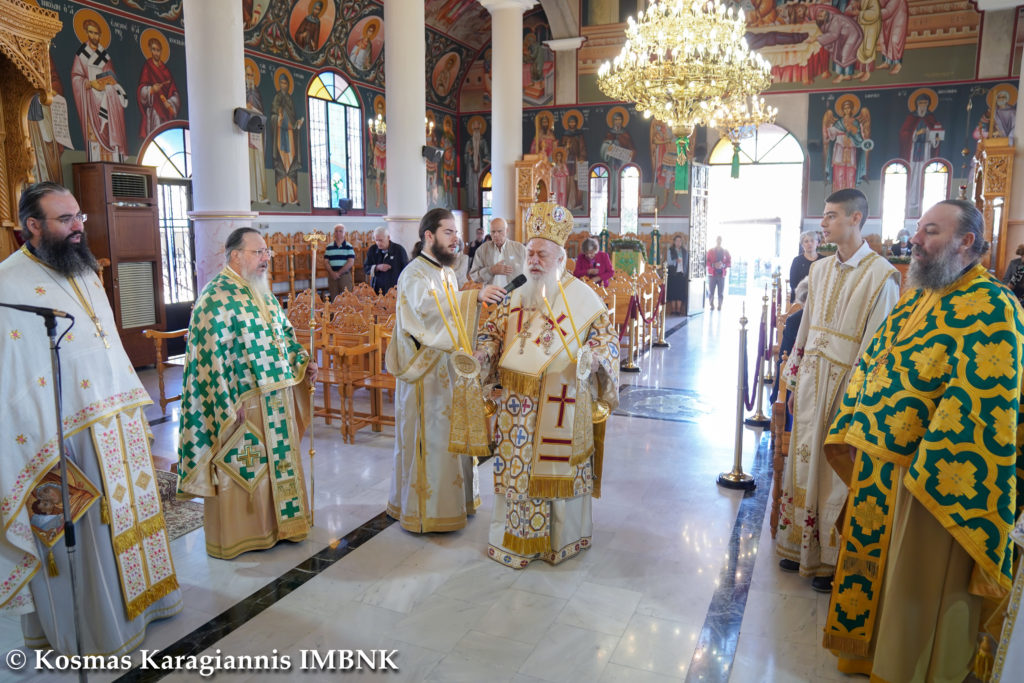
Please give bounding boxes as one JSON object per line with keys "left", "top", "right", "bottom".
{"left": 177, "top": 227, "right": 317, "bottom": 559}
{"left": 823, "top": 200, "right": 1024, "bottom": 682}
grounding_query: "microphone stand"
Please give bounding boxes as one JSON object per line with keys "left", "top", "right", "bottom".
{"left": 1, "top": 304, "right": 86, "bottom": 678}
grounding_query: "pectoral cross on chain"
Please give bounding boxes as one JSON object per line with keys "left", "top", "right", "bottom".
{"left": 91, "top": 315, "right": 111, "bottom": 348}
{"left": 509, "top": 306, "right": 532, "bottom": 354}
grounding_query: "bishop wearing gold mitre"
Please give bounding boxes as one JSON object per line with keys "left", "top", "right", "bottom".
{"left": 475, "top": 202, "right": 619, "bottom": 568}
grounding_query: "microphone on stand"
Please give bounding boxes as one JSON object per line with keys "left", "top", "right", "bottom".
{"left": 0, "top": 302, "right": 74, "bottom": 319}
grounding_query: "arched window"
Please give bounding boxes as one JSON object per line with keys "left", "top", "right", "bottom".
{"left": 881, "top": 162, "right": 908, "bottom": 240}
{"left": 589, "top": 165, "right": 609, "bottom": 235}
{"left": 481, "top": 171, "right": 493, "bottom": 231}
{"left": 140, "top": 126, "right": 194, "bottom": 304}
{"left": 619, "top": 165, "right": 640, "bottom": 234}
{"left": 921, "top": 161, "right": 950, "bottom": 214}
{"left": 307, "top": 71, "right": 363, "bottom": 210}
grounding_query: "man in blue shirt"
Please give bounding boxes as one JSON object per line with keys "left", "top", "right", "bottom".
{"left": 323, "top": 223, "right": 355, "bottom": 298}
{"left": 363, "top": 226, "right": 408, "bottom": 294}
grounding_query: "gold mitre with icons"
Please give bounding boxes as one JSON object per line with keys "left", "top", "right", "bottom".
{"left": 523, "top": 202, "right": 574, "bottom": 247}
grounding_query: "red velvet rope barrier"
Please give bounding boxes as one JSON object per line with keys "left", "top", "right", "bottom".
{"left": 742, "top": 313, "right": 768, "bottom": 411}
{"left": 618, "top": 295, "right": 639, "bottom": 340}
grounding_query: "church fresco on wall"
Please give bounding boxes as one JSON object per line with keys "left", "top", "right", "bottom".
{"left": 425, "top": 108, "right": 460, "bottom": 211}
{"left": 522, "top": 14, "right": 554, "bottom": 107}
{"left": 426, "top": 29, "right": 472, "bottom": 111}
{"left": 32, "top": 0, "right": 189, "bottom": 175}
{"left": 245, "top": 0, "right": 384, "bottom": 88}
{"left": 458, "top": 7, "right": 552, "bottom": 112}
{"left": 425, "top": 0, "right": 491, "bottom": 51}
{"left": 745, "top": 0, "right": 980, "bottom": 92}
{"left": 806, "top": 79, "right": 1016, "bottom": 218}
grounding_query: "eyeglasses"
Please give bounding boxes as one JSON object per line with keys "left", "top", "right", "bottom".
{"left": 43, "top": 212, "right": 87, "bottom": 227}
{"left": 242, "top": 248, "right": 274, "bottom": 258}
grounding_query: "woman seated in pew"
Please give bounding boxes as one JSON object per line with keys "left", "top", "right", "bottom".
{"left": 573, "top": 237, "right": 614, "bottom": 286}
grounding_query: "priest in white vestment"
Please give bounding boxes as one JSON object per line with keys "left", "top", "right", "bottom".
{"left": 0, "top": 183, "right": 181, "bottom": 655}
{"left": 776, "top": 188, "right": 899, "bottom": 590}
{"left": 386, "top": 210, "right": 505, "bottom": 533}
{"left": 994, "top": 511, "right": 1024, "bottom": 681}
{"left": 475, "top": 202, "right": 619, "bottom": 568}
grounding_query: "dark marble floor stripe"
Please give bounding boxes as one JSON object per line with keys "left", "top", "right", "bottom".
{"left": 684, "top": 431, "right": 773, "bottom": 683}
{"left": 147, "top": 414, "right": 175, "bottom": 426}
{"left": 664, "top": 317, "right": 690, "bottom": 338}
{"left": 114, "top": 455, "right": 496, "bottom": 682}
{"left": 113, "top": 512, "right": 397, "bottom": 682}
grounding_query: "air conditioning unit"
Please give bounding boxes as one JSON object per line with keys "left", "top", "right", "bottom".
{"left": 73, "top": 162, "right": 165, "bottom": 367}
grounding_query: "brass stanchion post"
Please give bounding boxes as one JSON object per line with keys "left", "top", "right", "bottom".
{"left": 744, "top": 288, "right": 771, "bottom": 429}
{"left": 719, "top": 304, "right": 756, "bottom": 490}
{"left": 303, "top": 230, "right": 327, "bottom": 526}
{"left": 620, "top": 276, "right": 641, "bottom": 372}
{"left": 763, "top": 280, "right": 776, "bottom": 384}
{"left": 653, "top": 263, "right": 670, "bottom": 348}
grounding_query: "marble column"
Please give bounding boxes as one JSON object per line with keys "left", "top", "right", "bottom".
{"left": 183, "top": 0, "right": 256, "bottom": 289}
{"left": 545, "top": 37, "right": 585, "bottom": 106}
{"left": 383, "top": 0, "right": 426, "bottom": 250}
{"left": 480, "top": 0, "right": 536, "bottom": 232}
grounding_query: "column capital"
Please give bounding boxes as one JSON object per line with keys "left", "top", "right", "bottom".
{"left": 544, "top": 36, "right": 586, "bottom": 52}
{"left": 478, "top": 0, "right": 537, "bottom": 14}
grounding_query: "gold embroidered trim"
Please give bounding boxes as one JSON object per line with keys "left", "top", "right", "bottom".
{"left": 592, "top": 420, "right": 607, "bottom": 499}
{"left": 501, "top": 532, "right": 551, "bottom": 555}
{"left": 500, "top": 368, "right": 541, "bottom": 396}
{"left": 822, "top": 632, "right": 871, "bottom": 658}
{"left": 527, "top": 476, "right": 576, "bottom": 499}
{"left": 568, "top": 444, "right": 595, "bottom": 468}
{"left": 123, "top": 575, "right": 180, "bottom": 622}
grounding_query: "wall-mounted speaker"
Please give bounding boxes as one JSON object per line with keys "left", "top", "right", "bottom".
{"left": 422, "top": 145, "right": 444, "bottom": 163}
{"left": 233, "top": 107, "right": 266, "bottom": 134}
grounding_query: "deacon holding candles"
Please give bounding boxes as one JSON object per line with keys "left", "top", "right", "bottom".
{"left": 386, "top": 210, "right": 505, "bottom": 534}
{"left": 474, "top": 202, "right": 620, "bottom": 568}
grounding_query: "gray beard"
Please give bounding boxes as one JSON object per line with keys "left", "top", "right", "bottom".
{"left": 520, "top": 268, "right": 561, "bottom": 309}
{"left": 907, "top": 243, "right": 965, "bottom": 291}
{"left": 245, "top": 270, "right": 272, "bottom": 299}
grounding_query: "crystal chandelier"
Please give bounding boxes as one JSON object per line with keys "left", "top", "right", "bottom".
{"left": 597, "top": 0, "right": 772, "bottom": 189}
{"left": 714, "top": 95, "right": 778, "bottom": 178}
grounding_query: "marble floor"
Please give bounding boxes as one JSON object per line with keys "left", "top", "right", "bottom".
{"left": 0, "top": 295, "right": 851, "bottom": 682}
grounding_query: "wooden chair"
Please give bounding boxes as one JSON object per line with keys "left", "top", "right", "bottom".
{"left": 607, "top": 273, "right": 635, "bottom": 342}
{"left": 141, "top": 328, "right": 188, "bottom": 414}
{"left": 345, "top": 322, "right": 396, "bottom": 441}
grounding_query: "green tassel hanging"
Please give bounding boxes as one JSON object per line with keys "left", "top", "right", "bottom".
{"left": 599, "top": 228, "right": 610, "bottom": 253}
{"left": 731, "top": 142, "right": 741, "bottom": 179}
{"left": 675, "top": 136, "right": 690, "bottom": 193}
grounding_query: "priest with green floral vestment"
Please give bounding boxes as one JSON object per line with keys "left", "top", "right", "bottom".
{"left": 178, "top": 228, "right": 316, "bottom": 559}
{"left": 822, "top": 201, "right": 1024, "bottom": 682}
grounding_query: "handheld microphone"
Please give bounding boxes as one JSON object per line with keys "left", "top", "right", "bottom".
{"left": 504, "top": 274, "right": 527, "bottom": 294}
{"left": 0, "top": 302, "right": 74, "bottom": 319}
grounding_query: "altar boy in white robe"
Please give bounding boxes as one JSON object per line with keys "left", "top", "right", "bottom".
{"left": 475, "top": 202, "right": 619, "bottom": 568}
{"left": 386, "top": 210, "right": 505, "bottom": 533}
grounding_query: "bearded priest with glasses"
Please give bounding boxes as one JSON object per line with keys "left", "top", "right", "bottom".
{"left": 177, "top": 227, "right": 318, "bottom": 559}
{"left": 0, "top": 182, "right": 182, "bottom": 655}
